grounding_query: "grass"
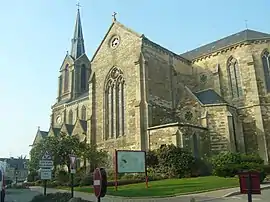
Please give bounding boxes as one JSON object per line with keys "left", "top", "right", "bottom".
{"left": 60, "top": 176, "right": 239, "bottom": 197}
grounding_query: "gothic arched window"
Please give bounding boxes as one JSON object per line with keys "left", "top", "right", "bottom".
{"left": 104, "top": 67, "right": 125, "bottom": 140}
{"left": 68, "top": 110, "right": 73, "bottom": 124}
{"left": 81, "top": 64, "right": 87, "bottom": 91}
{"left": 262, "top": 50, "right": 270, "bottom": 92}
{"left": 64, "top": 64, "right": 69, "bottom": 93}
{"left": 81, "top": 106, "right": 86, "bottom": 120}
{"left": 227, "top": 57, "right": 243, "bottom": 98}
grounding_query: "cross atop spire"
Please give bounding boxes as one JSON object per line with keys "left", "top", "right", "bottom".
{"left": 70, "top": 5, "right": 85, "bottom": 59}
{"left": 76, "top": 2, "right": 81, "bottom": 10}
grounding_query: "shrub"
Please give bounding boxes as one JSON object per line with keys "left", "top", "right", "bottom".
{"left": 23, "top": 182, "right": 36, "bottom": 187}
{"left": 35, "top": 180, "right": 43, "bottom": 186}
{"left": 55, "top": 170, "right": 69, "bottom": 183}
{"left": 156, "top": 144, "right": 195, "bottom": 178}
{"left": 27, "top": 171, "right": 39, "bottom": 182}
{"left": 79, "top": 173, "right": 93, "bottom": 186}
{"left": 146, "top": 150, "right": 159, "bottom": 168}
{"left": 30, "top": 192, "right": 72, "bottom": 202}
{"left": 147, "top": 168, "right": 166, "bottom": 181}
{"left": 46, "top": 181, "right": 60, "bottom": 188}
{"left": 107, "top": 179, "right": 144, "bottom": 186}
{"left": 211, "top": 152, "right": 266, "bottom": 182}
{"left": 263, "top": 164, "right": 270, "bottom": 175}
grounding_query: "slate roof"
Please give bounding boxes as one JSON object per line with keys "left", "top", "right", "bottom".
{"left": 53, "top": 91, "right": 89, "bottom": 107}
{"left": 181, "top": 29, "right": 270, "bottom": 60}
{"left": 79, "top": 120, "right": 87, "bottom": 132}
{"left": 39, "top": 130, "right": 48, "bottom": 138}
{"left": 0, "top": 158, "right": 28, "bottom": 170}
{"left": 65, "top": 124, "right": 74, "bottom": 135}
{"left": 52, "top": 128, "right": 61, "bottom": 136}
{"left": 193, "top": 89, "right": 226, "bottom": 105}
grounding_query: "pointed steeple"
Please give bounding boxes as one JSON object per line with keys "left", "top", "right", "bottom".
{"left": 70, "top": 7, "right": 85, "bottom": 59}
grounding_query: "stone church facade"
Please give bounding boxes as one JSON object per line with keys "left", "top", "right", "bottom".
{"left": 32, "top": 9, "right": 270, "bottom": 164}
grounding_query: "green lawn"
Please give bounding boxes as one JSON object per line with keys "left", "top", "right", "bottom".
{"left": 63, "top": 176, "right": 239, "bottom": 197}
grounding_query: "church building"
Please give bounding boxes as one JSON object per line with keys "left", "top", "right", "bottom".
{"left": 32, "top": 8, "right": 270, "bottom": 164}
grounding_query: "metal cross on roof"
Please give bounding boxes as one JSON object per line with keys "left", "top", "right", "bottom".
{"left": 112, "top": 12, "right": 117, "bottom": 21}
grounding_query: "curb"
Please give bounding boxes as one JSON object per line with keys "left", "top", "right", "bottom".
{"left": 223, "top": 185, "right": 270, "bottom": 197}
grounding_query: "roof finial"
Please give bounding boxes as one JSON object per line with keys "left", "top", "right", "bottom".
{"left": 76, "top": 1, "right": 81, "bottom": 10}
{"left": 112, "top": 12, "right": 117, "bottom": 22}
{"left": 245, "top": 20, "right": 248, "bottom": 30}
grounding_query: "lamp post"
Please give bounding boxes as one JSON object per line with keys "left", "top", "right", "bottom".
{"left": 15, "top": 169, "right": 19, "bottom": 185}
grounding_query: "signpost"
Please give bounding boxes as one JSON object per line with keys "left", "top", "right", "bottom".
{"left": 69, "top": 154, "right": 76, "bottom": 198}
{"left": 93, "top": 168, "right": 107, "bottom": 202}
{"left": 39, "top": 151, "right": 53, "bottom": 195}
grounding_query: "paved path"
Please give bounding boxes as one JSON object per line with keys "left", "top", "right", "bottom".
{"left": 5, "top": 188, "right": 40, "bottom": 202}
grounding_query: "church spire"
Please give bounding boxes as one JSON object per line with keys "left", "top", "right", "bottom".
{"left": 70, "top": 4, "right": 85, "bottom": 59}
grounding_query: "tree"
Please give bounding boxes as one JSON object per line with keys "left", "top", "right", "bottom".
{"left": 80, "top": 144, "right": 108, "bottom": 172}
{"left": 29, "top": 133, "right": 108, "bottom": 173}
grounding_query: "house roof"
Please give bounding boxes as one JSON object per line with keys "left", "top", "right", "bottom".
{"left": 0, "top": 158, "right": 28, "bottom": 170}
{"left": 39, "top": 130, "right": 48, "bottom": 138}
{"left": 193, "top": 89, "right": 226, "bottom": 105}
{"left": 181, "top": 29, "right": 270, "bottom": 60}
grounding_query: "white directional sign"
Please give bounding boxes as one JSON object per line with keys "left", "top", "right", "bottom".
{"left": 40, "top": 168, "right": 52, "bottom": 180}
{"left": 39, "top": 151, "right": 53, "bottom": 169}
{"left": 39, "top": 160, "right": 53, "bottom": 168}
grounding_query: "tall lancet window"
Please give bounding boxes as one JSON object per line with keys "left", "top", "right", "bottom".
{"left": 262, "top": 50, "right": 270, "bottom": 92}
{"left": 104, "top": 67, "right": 125, "bottom": 140}
{"left": 68, "top": 110, "right": 73, "bottom": 124}
{"left": 81, "top": 105, "right": 86, "bottom": 120}
{"left": 64, "top": 64, "right": 69, "bottom": 93}
{"left": 81, "top": 64, "right": 87, "bottom": 91}
{"left": 227, "top": 57, "right": 243, "bottom": 98}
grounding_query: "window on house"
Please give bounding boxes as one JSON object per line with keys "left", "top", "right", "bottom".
{"left": 227, "top": 57, "right": 243, "bottom": 98}
{"left": 104, "top": 67, "right": 125, "bottom": 140}
{"left": 81, "top": 64, "right": 87, "bottom": 91}
{"left": 262, "top": 50, "right": 270, "bottom": 92}
{"left": 64, "top": 64, "right": 69, "bottom": 93}
{"left": 68, "top": 110, "right": 73, "bottom": 124}
{"left": 81, "top": 106, "right": 86, "bottom": 120}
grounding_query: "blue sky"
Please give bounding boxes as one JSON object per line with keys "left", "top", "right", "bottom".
{"left": 0, "top": 0, "right": 269, "bottom": 158}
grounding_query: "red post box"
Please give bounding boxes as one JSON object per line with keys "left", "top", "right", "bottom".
{"left": 238, "top": 171, "right": 261, "bottom": 194}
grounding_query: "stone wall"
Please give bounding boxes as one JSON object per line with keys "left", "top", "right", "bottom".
{"left": 148, "top": 123, "right": 179, "bottom": 150}
{"left": 51, "top": 96, "right": 89, "bottom": 128}
{"left": 192, "top": 42, "right": 270, "bottom": 162}
{"left": 90, "top": 22, "right": 143, "bottom": 151}
{"left": 204, "top": 105, "right": 232, "bottom": 154}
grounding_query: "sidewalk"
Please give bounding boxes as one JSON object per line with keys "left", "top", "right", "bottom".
{"left": 29, "top": 183, "right": 270, "bottom": 202}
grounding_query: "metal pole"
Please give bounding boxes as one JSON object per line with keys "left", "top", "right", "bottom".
{"left": 247, "top": 173, "right": 252, "bottom": 202}
{"left": 71, "top": 173, "right": 74, "bottom": 198}
{"left": 44, "top": 180, "right": 47, "bottom": 195}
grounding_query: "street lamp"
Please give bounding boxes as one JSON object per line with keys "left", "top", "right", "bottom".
{"left": 14, "top": 169, "right": 19, "bottom": 185}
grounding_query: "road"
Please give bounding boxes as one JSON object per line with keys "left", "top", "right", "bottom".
{"left": 4, "top": 189, "right": 40, "bottom": 202}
